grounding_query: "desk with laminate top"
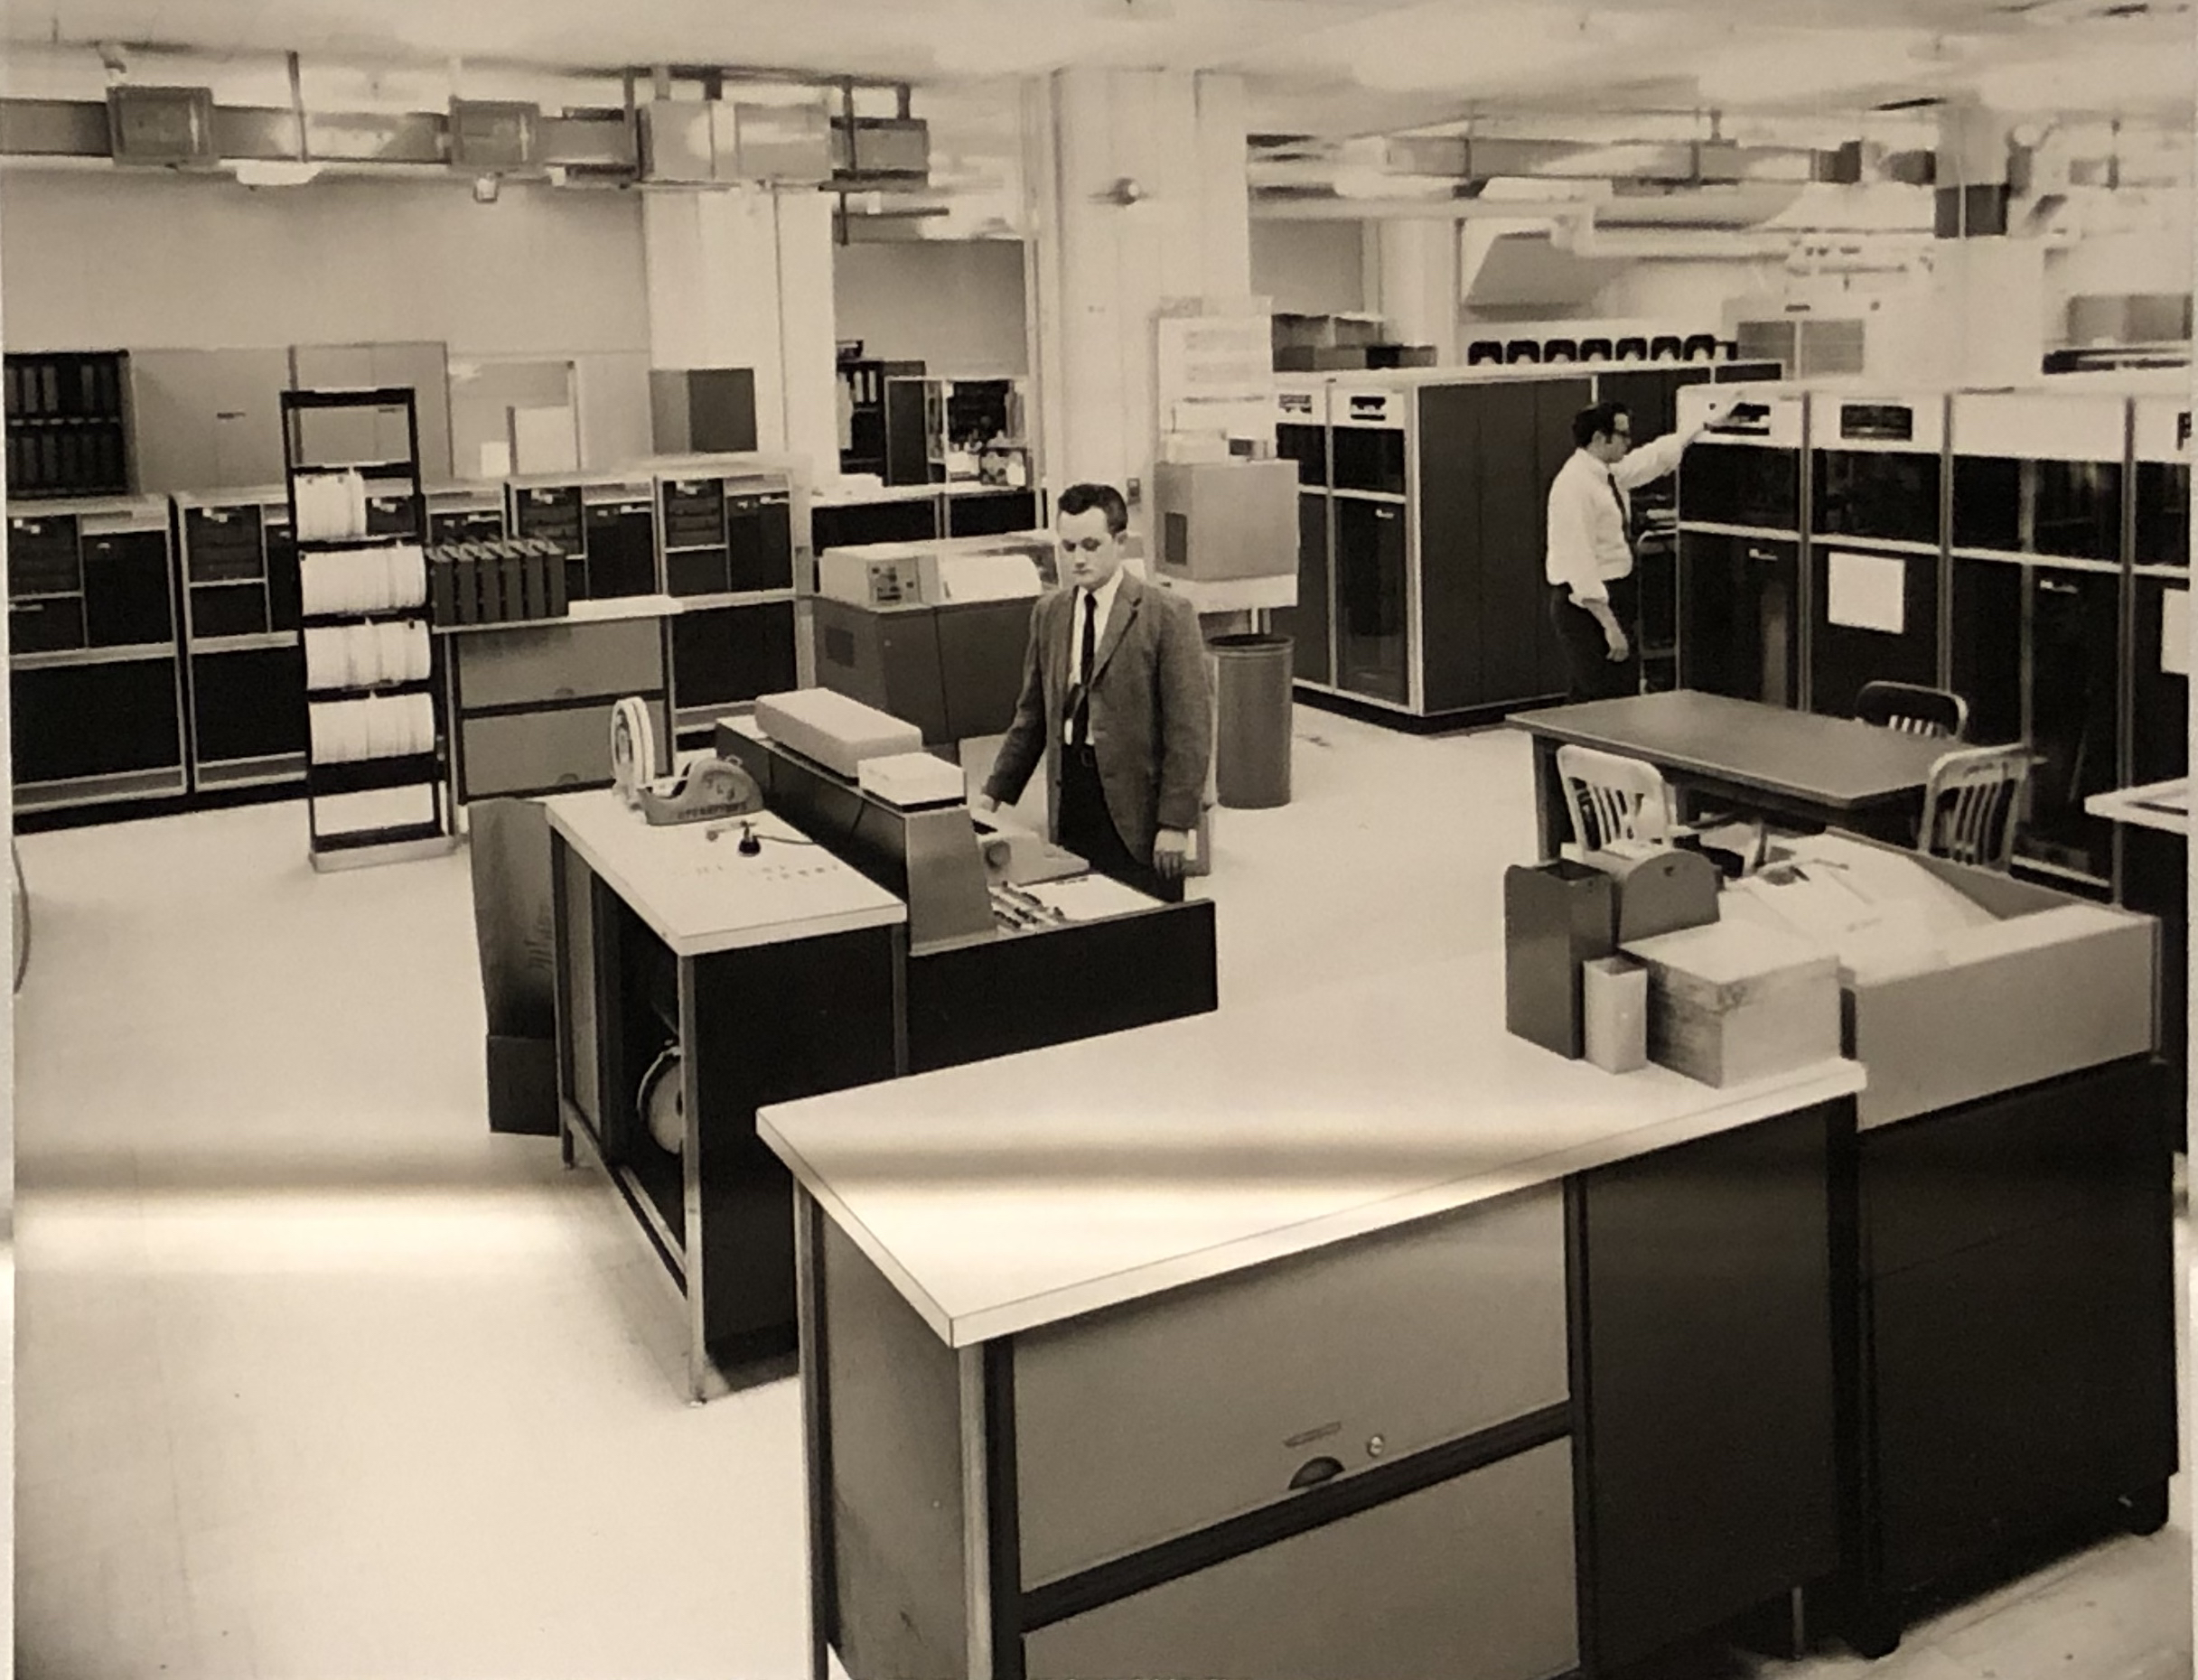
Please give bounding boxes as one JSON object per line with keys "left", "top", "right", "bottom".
{"left": 763, "top": 954, "right": 1866, "bottom": 1680}
{"left": 1510, "top": 691, "right": 1949, "bottom": 858}
{"left": 547, "top": 789, "right": 907, "bottom": 1398}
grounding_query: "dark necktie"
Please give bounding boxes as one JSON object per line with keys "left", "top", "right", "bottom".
{"left": 1071, "top": 591, "right": 1097, "bottom": 747}
{"left": 1607, "top": 471, "right": 1631, "bottom": 547}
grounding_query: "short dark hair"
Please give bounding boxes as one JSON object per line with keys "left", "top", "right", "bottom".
{"left": 1056, "top": 481, "right": 1129, "bottom": 537}
{"left": 1572, "top": 402, "right": 1631, "bottom": 450}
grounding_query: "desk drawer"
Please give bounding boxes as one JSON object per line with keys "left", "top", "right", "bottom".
{"left": 461, "top": 698, "right": 664, "bottom": 799}
{"left": 456, "top": 617, "right": 663, "bottom": 711}
{"left": 1024, "top": 1438, "right": 1577, "bottom": 1680}
{"left": 1013, "top": 1184, "right": 1567, "bottom": 1588}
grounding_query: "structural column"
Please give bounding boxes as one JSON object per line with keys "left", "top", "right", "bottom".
{"left": 1021, "top": 68, "right": 1253, "bottom": 521}
{"left": 1369, "top": 219, "right": 1462, "bottom": 365}
{"left": 1922, "top": 97, "right": 2049, "bottom": 387}
{"left": 640, "top": 184, "right": 839, "bottom": 479}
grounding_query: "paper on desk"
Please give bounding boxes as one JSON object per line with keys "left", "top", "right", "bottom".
{"left": 2162, "top": 589, "right": 2188, "bottom": 677}
{"left": 1826, "top": 550, "right": 1907, "bottom": 636}
{"left": 1022, "top": 873, "right": 1164, "bottom": 922}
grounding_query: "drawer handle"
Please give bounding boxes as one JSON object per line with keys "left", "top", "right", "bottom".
{"left": 552, "top": 686, "right": 575, "bottom": 699}
{"left": 1288, "top": 1456, "right": 1343, "bottom": 1491}
{"left": 557, "top": 772, "right": 582, "bottom": 786}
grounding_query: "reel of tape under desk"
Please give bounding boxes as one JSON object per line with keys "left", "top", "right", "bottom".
{"left": 300, "top": 545, "right": 427, "bottom": 615}
{"left": 304, "top": 622, "right": 432, "bottom": 692}
{"left": 294, "top": 471, "right": 371, "bottom": 542}
{"left": 308, "top": 693, "right": 437, "bottom": 763}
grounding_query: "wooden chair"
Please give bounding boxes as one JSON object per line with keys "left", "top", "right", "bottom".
{"left": 1918, "top": 744, "right": 2031, "bottom": 870}
{"left": 1557, "top": 744, "right": 1676, "bottom": 853}
{"left": 1856, "top": 681, "right": 1969, "bottom": 742}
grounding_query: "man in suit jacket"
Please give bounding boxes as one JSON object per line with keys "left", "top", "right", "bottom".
{"left": 976, "top": 481, "right": 1212, "bottom": 902}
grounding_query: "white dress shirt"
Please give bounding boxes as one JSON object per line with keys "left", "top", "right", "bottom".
{"left": 1545, "top": 433, "right": 1689, "bottom": 606}
{"left": 1062, "top": 568, "right": 1125, "bottom": 744}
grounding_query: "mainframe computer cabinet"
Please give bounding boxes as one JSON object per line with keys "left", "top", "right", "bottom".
{"left": 1281, "top": 361, "right": 1774, "bottom": 725}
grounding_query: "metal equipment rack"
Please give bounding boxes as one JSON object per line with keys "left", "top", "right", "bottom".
{"left": 282, "top": 386, "right": 455, "bottom": 871}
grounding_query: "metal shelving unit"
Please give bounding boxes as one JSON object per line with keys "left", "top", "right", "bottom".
{"left": 282, "top": 387, "right": 455, "bottom": 871}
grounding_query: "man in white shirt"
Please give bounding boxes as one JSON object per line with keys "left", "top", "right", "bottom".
{"left": 977, "top": 482, "right": 1212, "bottom": 902}
{"left": 1545, "top": 397, "right": 1730, "bottom": 702}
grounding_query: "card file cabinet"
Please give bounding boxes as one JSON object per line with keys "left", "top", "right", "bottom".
{"left": 447, "top": 611, "right": 671, "bottom": 803}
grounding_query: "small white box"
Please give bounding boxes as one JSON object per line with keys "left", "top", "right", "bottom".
{"left": 1582, "top": 957, "right": 1649, "bottom": 1075}
{"left": 857, "top": 751, "right": 967, "bottom": 808}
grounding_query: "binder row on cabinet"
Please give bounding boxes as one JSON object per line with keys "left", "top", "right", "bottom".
{"left": 1673, "top": 381, "right": 2191, "bottom": 893}
{"left": 1270, "top": 359, "right": 1779, "bottom": 723}
{"left": 429, "top": 539, "right": 569, "bottom": 626}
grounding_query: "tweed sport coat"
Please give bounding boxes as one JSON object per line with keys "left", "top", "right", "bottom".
{"left": 983, "top": 567, "right": 1212, "bottom": 864}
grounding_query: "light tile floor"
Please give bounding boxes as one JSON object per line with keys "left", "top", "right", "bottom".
{"left": 12, "top": 706, "right": 2192, "bottom": 1679}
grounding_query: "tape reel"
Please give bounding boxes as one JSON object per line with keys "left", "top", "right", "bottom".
{"left": 610, "top": 696, "right": 657, "bottom": 809}
{"left": 637, "top": 1044, "right": 684, "bottom": 1156}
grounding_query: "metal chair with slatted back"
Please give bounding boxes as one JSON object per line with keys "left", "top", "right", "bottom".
{"left": 1918, "top": 744, "right": 2031, "bottom": 870}
{"left": 1556, "top": 744, "right": 1676, "bottom": 854}
{"left": 1856, "top": 681, "right": 1969, "bottom": 742}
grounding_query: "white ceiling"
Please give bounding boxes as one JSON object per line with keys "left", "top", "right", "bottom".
{"left": 0, "top": 0, "right": 2191, "bottom": 136}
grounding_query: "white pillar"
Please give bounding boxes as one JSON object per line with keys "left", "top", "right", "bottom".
{"left": 1373, "top": 219, "right": 1461, "bottom": 364}
{"left": 1023, "top": 68, "right": 1253, "bottom": 518}
{"left": 640, "top": 185, "right": 838, "bottom": 479}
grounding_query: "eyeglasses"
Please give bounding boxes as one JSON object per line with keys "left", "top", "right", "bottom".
{"left": 1061, "top": 537, "right": 1112, "bottom": 553}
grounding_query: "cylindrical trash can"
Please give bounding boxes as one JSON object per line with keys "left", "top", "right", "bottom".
{"left": 1210, "top": 633, "right": 1294, "bottom": 810}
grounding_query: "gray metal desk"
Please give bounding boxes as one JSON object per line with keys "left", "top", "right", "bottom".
{"left": 1509, "top": 690, "right": 1950, "bottom": 859}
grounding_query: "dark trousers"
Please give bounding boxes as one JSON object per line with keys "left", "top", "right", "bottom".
{"left": 1548, "top": 574, "right": 1640, "bottom": 703}
{"left": 1057, "top": 743, "right": 1183, "bottom": 904}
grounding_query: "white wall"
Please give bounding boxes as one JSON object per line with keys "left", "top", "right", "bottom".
{"left": 0, "top": 170, "right": 650, "bottom": 355}
{"left": 832, "top": 239, "right": 1029, "bottom": 376}
{"left": 1249, "top": 219, "right": 1365, "bottom": 316}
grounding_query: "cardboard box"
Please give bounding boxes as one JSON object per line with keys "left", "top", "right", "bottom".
{"left": 1623, "top": 919, "right": 1842, "bottom": 1087}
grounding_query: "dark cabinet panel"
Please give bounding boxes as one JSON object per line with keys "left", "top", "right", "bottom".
{"left": 1276, "top": 491, "right": 1332, "bottom": 686}
{"left": 1416, "top": 381, "right": 1489, "bottom": 714}
{"left": 1679, "top": 443, "right": 1800, "bottom": 532}
{"left": 1333, "top": 498, "right": 1408, "bottom": 705}
{"left": 944, "top": 489, "right": 1039, "bottom": 539}
{"left": 585, "top": 503, "right": 657, "bottom": 598}
{"left": 1678, "top": 531, "right": 1800, "bottom": 707}
{"left": 191, "top": 645, "right": 307, "bottom": 763}
{"left": 727, "top": 493, "right": 796, "bottom": 593}
{"left": 672, "top": 602, "right": 798, "bottom": 715}
{"left": 82, "top": 530, "right": 173, "bottom": 647}
{"left": 1333, "top": 425, "right": 1407, "bottom": 497}
{"left": 266, "top": 522, "right": 301, "bottom": 632}
{"left": 1947, "top": 556, "right": 2023, "bottom": 747}
{"left": 2134, "top": 462, "right": 2189, "bottom": 568}
{"left": 813, "top": 496, "right": 939, "bottom": 555}
{"left": 1812, "top": 450, "right": 1941, "bottom": 545}
{"left": 13, "top": 658, "right": 182, "bottom": 783}
{"left": 189, "top": 583, "right": 269, "bottom": 639}
{"left": 2023, "top": 566, "right": 2120, "bottom": 881}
